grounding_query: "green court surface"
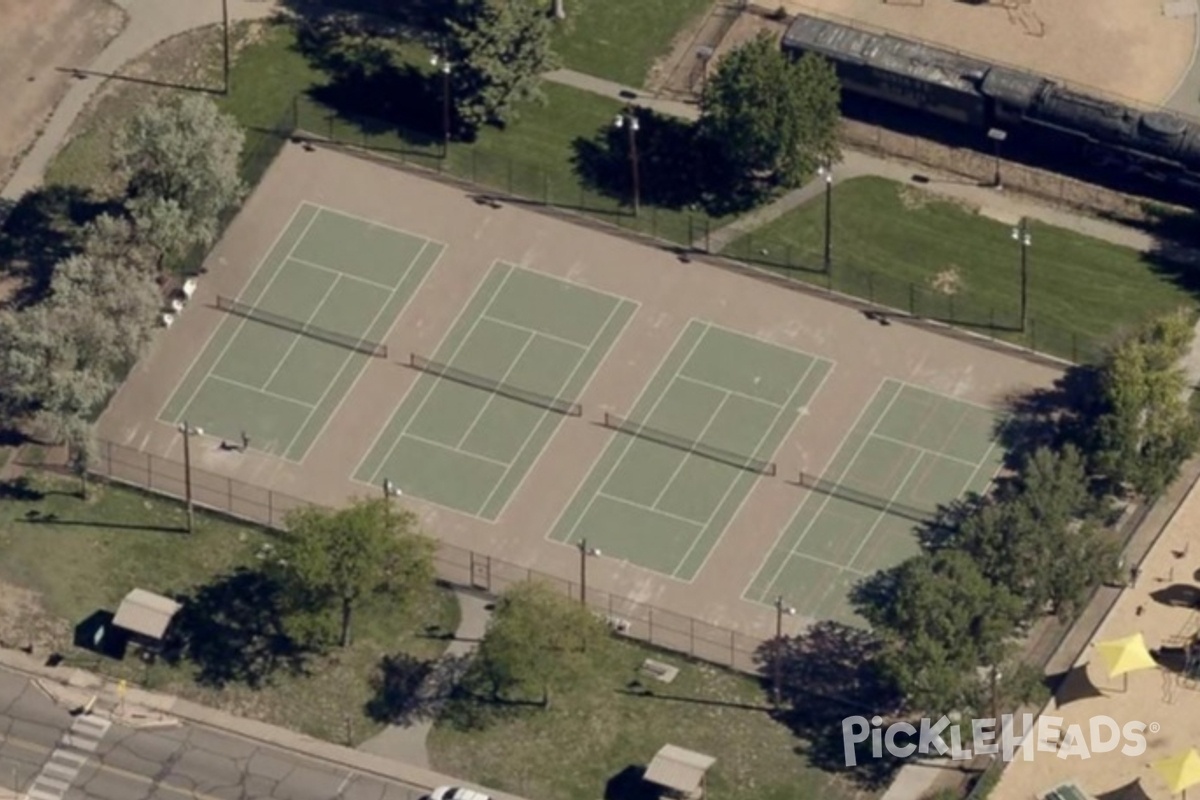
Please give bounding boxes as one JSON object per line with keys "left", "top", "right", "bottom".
{"left": 161, "top": 203, "right": 442, "bottom": 460}
{"left": 745, "top": 379, "right": 1003, "bottom": 625}
{"left": 355, "top": 262, "right": 637, "bottom": 520}
{"left": 550, "top": 321, "right": 833, "bottom": 581}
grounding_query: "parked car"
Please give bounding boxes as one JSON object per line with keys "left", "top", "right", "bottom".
{"left": 428, "top": 787, "right": 491, "bottom": 800}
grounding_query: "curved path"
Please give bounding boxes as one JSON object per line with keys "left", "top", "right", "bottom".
{"left": 0, "top": 0, "right": 280, "bottom": 202}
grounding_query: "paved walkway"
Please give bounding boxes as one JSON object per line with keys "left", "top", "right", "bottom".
{"left": 357, "top": 591, "right": 492, "bottom": 769}
{"left": 0, "top": 0, "right": 280, "bottom": 202}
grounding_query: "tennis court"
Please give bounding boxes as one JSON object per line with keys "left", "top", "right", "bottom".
{"left": 745, "top": 379, "right": 1003, "bottom": 624}
{"left": 354, "top": 262, "right": 637, "bottom": 520}
{"left": 160, "top": 202, "right": 442, "bottom": 460}
{"left": 549, "top": 321, "right": 833, "bottom": 581}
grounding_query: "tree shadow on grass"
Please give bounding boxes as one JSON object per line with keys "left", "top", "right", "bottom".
{"left": 572, "top": 110, "right": 741, "bottom": 216}
{"left": 364, "top": 651, "right": 473, "bottom": 725}
{"left": 0, "top": 185, "right": 120, "bottom": 307}
{"left": 164, "top": 568, "right": 311, "bottom": 689}
{"left": 756, "top": 620, "right": 906, "bottom": 789}
{"left": 280, "top": 0, "right": 450, "bottom": 41}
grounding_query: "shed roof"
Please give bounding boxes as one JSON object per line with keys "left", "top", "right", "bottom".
{"left": 113, "top": 589, "right": 181, "bottom": 640}
{"left": 644, "top": 744, "right": 716, "bottom": 795}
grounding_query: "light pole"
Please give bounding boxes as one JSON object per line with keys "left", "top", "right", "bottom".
{"left": 221, "top": 0, "right": 230, "bottom": 95}
{"left": 382, "top": 478, "right": 401, "bottom": 525}
{"left": 578, "top": 538, "right": 601, "bottom": 606}
{"left": 178, "top": 422, "right": 203, "bottom": 533}
{"left": 987, "top": 128, "right": 1007, "bottom": 189}
{"left": 430, "top": 56, "right": 453, "bottom": 156}
{"left": 614, "top": 110, "right": 641, "bottom": 217}
{"left": 817, "top": 162, "right": 834, "bottom": 274}
{"left": 1012, "top": 218, "right": 1032, "bottom": 332}
{"left": 773, "top": 596, "right": 796, "bottom": 706}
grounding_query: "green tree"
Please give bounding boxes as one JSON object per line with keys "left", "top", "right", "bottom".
{"left": 858, "top": 550, "right": 1022, "bottom": 715}
{"left": 699, "top": 34, "right": 840, "bottom": 205}
{"left": 948, "top": 446, "right": 1117, "bottom": 621}
{"left": 467, "top": 580, "right": 609, "bottom": 708}
{"left": 114, "top": 94, "right": 246, "bottom": 260}
{"left": 1091, "top": 309, "right": 1199, "bottom": 498}
{"left": 447, "top": 0, "right": 560, "bottom": 132}
{"left": 279, "top": 498, "right": 434, "bottom": 648}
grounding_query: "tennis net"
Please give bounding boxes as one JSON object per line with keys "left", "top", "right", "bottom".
{"left": 602, "top": 413, "right": 777, "bottom": 476}
{"left": 797, "top": 471, "right": 937, "bottom": 525}
{"left": 216, "top": 296, "right": 388, "bottom": 358}
{"left": 409, "top": 354, "right": 583, "bottom": 416}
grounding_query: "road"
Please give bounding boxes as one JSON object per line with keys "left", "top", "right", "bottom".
{"left": 0, "top": 670, "right": 428, "bottom": 800}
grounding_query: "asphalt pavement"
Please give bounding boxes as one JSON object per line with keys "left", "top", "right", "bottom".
{"left": 0, "top": 669, "right": 429, "bottom": 800}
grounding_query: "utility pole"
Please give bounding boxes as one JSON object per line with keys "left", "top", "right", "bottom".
{"left": 772, "top": 596, "right": 796, "bottom": 706}
{"left": 1012, "top": 219, "right": 1032, "bottom": 332}
{"left": 578, "top": 539, "right": 601, "bottom": 606}
{"left": 178, "top": 422, "right": 203, "bottom": 532}
{"left": 614, "top": 110, "right": 641, "bottom": 217}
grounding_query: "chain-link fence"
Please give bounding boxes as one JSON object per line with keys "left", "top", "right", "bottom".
{"left": 91, "top": 438, "right": 769, "bottom": 675}
{"left": 289, "top": 92, "right": 1108, "bottom": 365}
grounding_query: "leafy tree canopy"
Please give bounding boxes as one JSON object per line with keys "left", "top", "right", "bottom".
{"left": 699, "top": 35, "right": 840, "bottom": 205}
{"left": 279, "top": 498, "right": 434, "bottom": 648}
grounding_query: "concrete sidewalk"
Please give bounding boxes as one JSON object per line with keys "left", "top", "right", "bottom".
{"left": 358, "top": 591, "right": 493, "bottom": 769}
{"left": 0, "top": 0, "right": 280, "bottom": 202}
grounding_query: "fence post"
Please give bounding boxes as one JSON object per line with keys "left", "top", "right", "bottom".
{"left": 292, "top": 95, "right": 299, "bottom": 129}
{"left": 867, "top": 273, "right": 874, "bottom": 302}
{"left": 729, "top": 630, "right": 735, "bottom": 667}
{"left": 145, "top": 452, "right": 151, "bottom": 489}
{"left": 472, "top": 149, "right": 478, "bottom": 184}
{"left": 507, "top": 157, "right": 513, "bottom": 195}
{"left": 786, "top": 244, "right": 793, "bottom": 270}
{"left": 225, "top": 477, "right": 231, "bottom": 513}
{"left": 268, "top": 490, "right": 274, "bottom": 527}
{"left": 649, "top": 608, "right": 655, "bottom": 644}
{"left": 543, "top": 173, "right": 549, "bottom": 205}
{"left": 690, "top": 618, "right": 695, "bottom": 656}
{"left": 327, "top": 115, "right": 333, "bottom": 141}
{"left": 909, "top": 283, "right": 916, "bottom": 315}
{"left": 105, "top": 440, "right": 111, "bottom": 477}
{"left": 688, "top": 215, "right": 694, "bottom": 247}
{"left": 705, "top": 217, "right": 711, "bottom": 253}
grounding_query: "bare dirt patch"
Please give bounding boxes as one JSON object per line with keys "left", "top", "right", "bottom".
{"left": 0, "top": 0, "right": 126, "bottom": 189}
{"left": 0, "top": 582, "right": 71, "bottom": 655}
{"left": 782, "top": 0, "right": 1195, "bottom": 106}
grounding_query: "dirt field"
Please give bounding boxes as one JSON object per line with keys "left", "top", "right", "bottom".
{"left": 0, "top": 0, "right": 126, "bottom": 189}
{"left": 784, "top": 0, "right": 1196, "bottom": 107}
{"left": 96, "top": 143, "right": 1063, "bottom": 641}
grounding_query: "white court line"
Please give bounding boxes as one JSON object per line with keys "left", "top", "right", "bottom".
{"left": 558, "top": 321, "right": 713, "bottom": 545}
{"left": 892, "top": 377, "right": 1001, "bottom": 413}
{"left": 500, "top": 260, "right": 634, "bottom": 306}
{"left": 176, "top": 210, "right": 323, "bottom": 424}
{"left": 597, "top": 491, "right": 705, "bottom": 529}
{"left": 793, "top": 551, "right": 870, "bottom": 577}
{"left": 307, "top": 201, "right": 451, "bottom": 252}
{"left": 544, "top": 318, "right": 701, "bottom": 546}
{"left": 454, "top": 330, "right": 536, "bottom": 450}
{"left": 156, "top": 203, "right": 312, "bottom": 424}
{"left": 869, "top": 430, "right": 981, "bottom": 469}
{"left": 649, "top": 392, "right": 732, "bottom": 509}
{"left": 759, "top": 381, "right": 904, "bottom": 599}
{"left": 674, "top": 373, "right": 783, "bottom": 411}
{"left": 287, "top": 255, "right": 398, "bottom": 292}
{"left": 402, "top": 432, "right": 511, "bottom": 468}
{"left": 485, "top": 295, "right": 637, "bottom": 520}
{"left": 674, "top": 353, "right": 827, "bottom": 581}
{"left": 350, "top": 257, "right": 506, "bottom": 481}
{"left": 844, "top": 452, "right": 928, "bottom": 570}
{"left": 368, "top": 263, "right": 519, "bottom": 484}
{"left": 208, "top": 374, "right": 316, "bottom": 409}
{"left": 260, "top": 274, "right": 343, "bottom": 389}
{"left": 481, "top": 314, "right": 589, "bottom": 351}
{"left": 300, "top": 239, "right": 444, "bottom": 467}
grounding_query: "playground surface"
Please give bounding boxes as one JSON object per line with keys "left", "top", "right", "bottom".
{"left": 784, "top": 0, "right": 1194, "bottom": 107}
{"left": 98, "top": 142, "right": 1063, "bottom": 638}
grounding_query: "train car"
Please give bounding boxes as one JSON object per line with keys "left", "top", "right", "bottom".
{"left": 782, "top": 12, "right": 1200, "bottom": 192}
{"left": 780, "top": 14, "right": 993, "bottom": 127}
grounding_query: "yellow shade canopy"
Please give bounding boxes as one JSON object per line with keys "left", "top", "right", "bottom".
{"left": 1155, "top": 749, "right": 1200, "bottom": 795}
{"left": 1096, "top": 633, "right": 1158, "bottom": 678}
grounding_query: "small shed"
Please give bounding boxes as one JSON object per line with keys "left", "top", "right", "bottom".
{"left": 644, "top": 744, "right": 716, "bottom": 799}
{"left": 112, "top": 589, "right": 181, "bottom": 650}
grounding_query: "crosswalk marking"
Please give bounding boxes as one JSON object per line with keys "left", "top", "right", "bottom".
{"left": 22, "top": 714, "right": 112, "bottom": 800}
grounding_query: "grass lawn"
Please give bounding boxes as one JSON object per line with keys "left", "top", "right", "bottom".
{"left": 722, "top": 177, "right": 1197, "bottom": 362}
{"left": 552, "top": 0, "right": 715, "bottom": 87}
{"left": 0, "top": 470, "right": 457, "bottom": 745}
{"left": 428, "top": 640, "right": 871, "bottom": 800}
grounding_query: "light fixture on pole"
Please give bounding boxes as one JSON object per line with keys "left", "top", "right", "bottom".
{"left": 614, "top": 110, "right": 641, "bottom": 217}
{"left": 773, "top": 595, "right": 796, "bottom": 706}
{"left": 178, "top": 422, "right": 204, "bottom": 533}
{"left": 987, "top": 128, "right": 1007, "bottom": 189}
{"left": 578, "top": 538, "right": 601, "bottom": 606}
{"left": 817, "top": 162, "right": 834, "bottom": 274}
{"left": 430, "top": 55, "right": 453, "bottom": 155}
{"left": 1012, "top": 218, "right": 1032, "bottom": 332}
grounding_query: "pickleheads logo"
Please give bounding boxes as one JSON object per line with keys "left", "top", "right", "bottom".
{"left": 842, "top": 714, "right": 1157, "bottom": 766}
